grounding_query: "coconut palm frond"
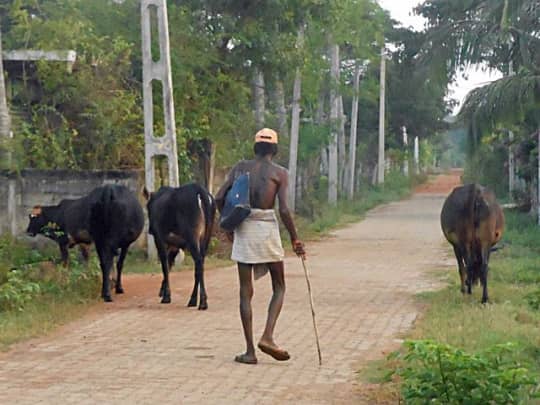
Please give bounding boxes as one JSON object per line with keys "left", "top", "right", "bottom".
{"left": 458, "top": 71, "right": 540, "bottom": 132}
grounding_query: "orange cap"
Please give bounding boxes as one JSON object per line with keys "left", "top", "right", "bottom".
{"left": 255, "top": 128, "right": 278, "bottom": 144}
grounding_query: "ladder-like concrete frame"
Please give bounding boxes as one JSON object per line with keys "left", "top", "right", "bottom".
{"left": 141, "top": 0, "right": 179, "bottom": 191}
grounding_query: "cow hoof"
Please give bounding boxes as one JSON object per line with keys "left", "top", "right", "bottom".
{"left": 161, "top": 296, "right": 171, "bottom": 304}
{"left": 103, "top": 296, "right": 113, "bottom": 303}
{"left": 187, "top": 299, "right": 197, "bottom": 307}
{"left": 198, "top": 303, "right": 208, "bottom": 310}
{"left": 116, "top": 287, "right": 124, "bottom": 294}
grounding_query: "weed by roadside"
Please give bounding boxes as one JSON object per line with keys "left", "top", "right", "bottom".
{"left": 0, "top": 236, "right": 100, "bottom": 350}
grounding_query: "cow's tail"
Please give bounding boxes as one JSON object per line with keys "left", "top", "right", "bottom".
{"left": 91, "top": 185, "right": 116, "bottom": 240}
{"left": 470, "top": 184, "right": 490, "bottom": 286}
{"left": 197, "top": 186, "right": 216, "bottom": 256}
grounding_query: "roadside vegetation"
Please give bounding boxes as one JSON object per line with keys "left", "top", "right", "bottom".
{"left": 363, "top": 209, "right": 540, "bottom": 403}
{"left": 0, "top": 170, "right": 423, "bottom": 350}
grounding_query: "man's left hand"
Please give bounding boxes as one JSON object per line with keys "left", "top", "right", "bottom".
{"left": 292, "top": 239, "right": 306, "bottom": 259}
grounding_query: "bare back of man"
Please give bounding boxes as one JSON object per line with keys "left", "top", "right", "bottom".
{"left": 216, "top": 129, "right": 305, "bottom": 365}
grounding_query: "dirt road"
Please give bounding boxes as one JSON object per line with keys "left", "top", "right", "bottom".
{"left": 0, "top": 174, "right": 459, "bottom": 404}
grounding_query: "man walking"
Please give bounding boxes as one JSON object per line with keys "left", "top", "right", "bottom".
{"left": 216, "top": 128, "right": 306, "bottom": 365}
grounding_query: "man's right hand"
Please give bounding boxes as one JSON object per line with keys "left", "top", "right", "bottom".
{"left": 292, "top": 239, "right": 306, "bottom": 259}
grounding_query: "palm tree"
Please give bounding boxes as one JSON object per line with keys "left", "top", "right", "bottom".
{"left": 418, "top": 0, "right": 539, "bottom": 131}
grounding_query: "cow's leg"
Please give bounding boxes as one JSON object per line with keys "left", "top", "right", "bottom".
{"left": 464, "top": 246, "right": 474, "bottom": 295}
{"left": 480, "top": 249, "right": 490, "bottom": 304}
{"left": 60, "top": 244, "right": 69, "bottom": 267}
{"left": 167, "top": 247, "right": 179, "bottom": 269}
{"left": 156, "top": 241, "right": 171, "bottom": 303}
{"left": 96, "top": 245, "right": 114, "bottom": 302}
{"left": 115, "top": 246, "right": 128, "bottom": 294}
{"left": 187, "top": 241, "right": 200, "bottom": 308}
{"left": 187, "top": 245, "right": 199, "bottom": 308}
{"left": 187, "top": 268, "right": 199, "bottom": 308}
{"left": 191, "top": 251, "right": 207, "bottom": 310}
{"left": 79, "top": 244, "right": 90, "bottom": 266}
{"left": 452, "top": 244, "right": 466, "bottom": 293}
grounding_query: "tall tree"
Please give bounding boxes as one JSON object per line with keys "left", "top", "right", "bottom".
{"left": 288, "top": 26, "right": 304, "bottom": 212}
{"left": 0, "top": 27, "right": 10, "bottom": 167}
{"left": 328, "top": 41, "right": 340, "bottom": 204}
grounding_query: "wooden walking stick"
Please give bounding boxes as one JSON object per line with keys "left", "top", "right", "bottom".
{"left": 301, "top": 257, "right": 322, "bottom": 366}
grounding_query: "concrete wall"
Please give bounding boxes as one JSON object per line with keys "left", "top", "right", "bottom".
{"left": 0, "top": 169, "right": 144, "bottom": 237}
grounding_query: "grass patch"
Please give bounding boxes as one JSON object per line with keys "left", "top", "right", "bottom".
{"left": 0, "top": 292, "right": 97, "bottom": 351}
{"left": 363, "top": 209, "right": 540, "bottom": 401}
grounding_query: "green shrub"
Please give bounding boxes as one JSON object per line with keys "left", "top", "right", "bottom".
{"left": 396, "top": 340, "right": 538, "bottom": 404}
{"left": 0, "top": 236, "right": 100, "bottom": 312}
{"left": 0, "top": 269, "right": 42, "bottom": 312}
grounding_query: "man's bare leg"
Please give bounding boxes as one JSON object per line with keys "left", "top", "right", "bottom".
{"left": 258, "top": 261, "right": 290, "bottom": 361}
{"left": 235, "top": 263, "right": 257, "bottom": 364}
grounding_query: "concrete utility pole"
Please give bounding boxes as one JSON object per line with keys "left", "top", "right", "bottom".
{"left": 414, "top": 136, "right": 420, "bottom": 174}
{"left": 141, "top": 0, "right": 179, "bottom": 190}
{"left": 377, "top": 49, "right": 386, "bottom": 184}
{"left": 508, "top": 60, "right": 516, "bottom": 198}
{"left": 402, "top": 126, "right": 409, "bottom": 176}
{"left": 141, "top": 0, "right": 179, "bottom": 256}
{"left": 347, "top": 63, "right": 361, "bottom": 199}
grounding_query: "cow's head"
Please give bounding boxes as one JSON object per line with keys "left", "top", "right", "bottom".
{"left": 26, "top": 206, "right": 47, "bottom": 237}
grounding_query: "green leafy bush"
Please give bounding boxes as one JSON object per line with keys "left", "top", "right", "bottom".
{"left": 396, "top": 340, "right": 538, "bottom": 404}
{"left": 0, "top": 270, "right": 42, "bottom": 312}
{"left": 0, "top": 236, "right": 100, "bottom": 312}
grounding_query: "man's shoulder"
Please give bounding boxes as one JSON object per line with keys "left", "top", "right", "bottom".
{"left": 271, "top": 161, "right": 288, "bottom": 175}
{"left": 231, "top": 160, "right": 251, "bottom": 171}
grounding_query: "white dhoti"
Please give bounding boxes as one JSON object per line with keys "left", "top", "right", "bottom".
{"left": 231, "top": 209, "right": 285, "bottom": 279}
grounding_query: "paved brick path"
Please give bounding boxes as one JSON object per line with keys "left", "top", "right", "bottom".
{"left": 0, "top": 186, "right": 453, "bottom": 404}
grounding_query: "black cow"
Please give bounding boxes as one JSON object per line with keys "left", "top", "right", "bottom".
{"left": 441, "top": 184, "right": 505, "bottom": 303}
{"left": 144, "top": 184, "right": 216, "bottom": 310}
{"left": 27, "top": 184, "right": 144, "bottom": 302}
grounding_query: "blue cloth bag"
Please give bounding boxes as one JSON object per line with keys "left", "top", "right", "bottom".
{"left": 220, "top": 173, "right": 251, "bottom": 231}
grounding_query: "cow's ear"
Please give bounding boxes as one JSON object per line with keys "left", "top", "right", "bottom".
{"left": 31, "top": 206, "right": 42, "bottom": 216}
{"left": 142, "top": 186, "right": 152, "bottom": 201}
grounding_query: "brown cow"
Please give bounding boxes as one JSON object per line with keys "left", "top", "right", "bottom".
{"left": 440, "top": 184, "right": 504, "bottom": 303}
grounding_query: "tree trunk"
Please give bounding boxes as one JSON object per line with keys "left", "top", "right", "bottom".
{"left": 287, "top": 27, "right": 304, "bottom": 212}
{"left": 537, "top": 128, "right": 540, "bottom": 225}
{"left": 0, "top": 29, "right": 12, "bottom": 167}
{"left": 288, "top": 68, "right": 302, "bottom": 211}
{"left": 274, "top": 79, "right": 288, "bottom": 139}
{"left": 338, "top": 95, "right": 347, "bottom": 194}
{"left": 328, "top": 41, "right": 339, "bottom": 204}
{"left": 377, "top": 49, "right": 386, "bottom": 184}
{"left": 347, "top": 63, "right": 360, "bottom": 199}
{"left": 316, "top": 86, "right": 327, "bottom": 178}
{"left": 253, "top": 67, "right": 265, "bottom": 129}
